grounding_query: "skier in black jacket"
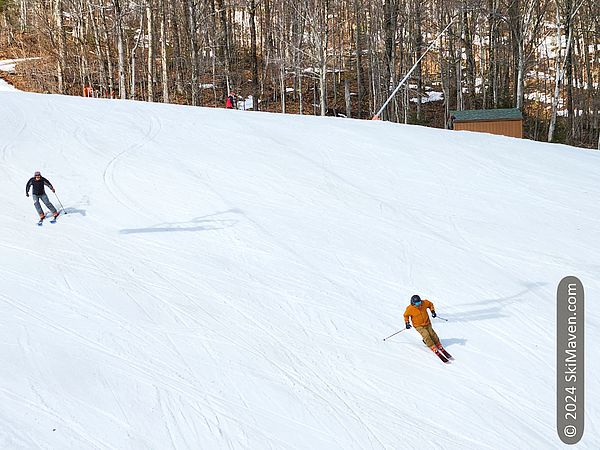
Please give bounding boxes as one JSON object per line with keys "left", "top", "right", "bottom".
{"left": 25, "top": 171, "right": 59, "bottom": 220}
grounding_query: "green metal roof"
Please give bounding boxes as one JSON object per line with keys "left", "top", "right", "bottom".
{"left": 449, "top": 108, "right": 523, "bottom": 122}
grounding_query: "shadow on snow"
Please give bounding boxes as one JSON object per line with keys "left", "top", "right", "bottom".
{"left": 119, "top": 209, "right": 242, "bottom": 234}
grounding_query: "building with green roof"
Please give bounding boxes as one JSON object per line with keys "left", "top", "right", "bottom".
{"left": 448, "top": 108, "right": 523, "bottom": 138}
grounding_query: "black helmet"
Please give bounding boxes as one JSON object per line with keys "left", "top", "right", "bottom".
{"left": 411, "top": 295, "right": 422, "bottom": 305}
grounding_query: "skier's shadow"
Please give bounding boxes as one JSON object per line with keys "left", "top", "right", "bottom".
{"left": 441, "top": 338, "right": 467, "bottom": 348}
{"left": 441, "top": 282, "right": 547, "bottom": 323}
{"left": 62, "top": 207, "right": 86, "bottom": 216}
{"left": 119, "top": 209, "right": 241, "bottom": 234}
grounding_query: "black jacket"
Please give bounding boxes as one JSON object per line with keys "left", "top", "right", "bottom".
{"left": 26, "top": 176, "right": 54, "bottom": 196}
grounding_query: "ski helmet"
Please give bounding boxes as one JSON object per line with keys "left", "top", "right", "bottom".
{"left": 34, "top": 171, "right": 41, "bottom": 177}
{"left": 411, "top": 295, "right": 422, "bottom": 305}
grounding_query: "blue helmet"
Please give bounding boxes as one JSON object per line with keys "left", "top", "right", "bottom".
{"left": 411, "top": 295, "right": 422, "bottom": 305}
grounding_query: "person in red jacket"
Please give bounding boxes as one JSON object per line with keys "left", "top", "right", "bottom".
{"left": 225, "top": 92, "right": 237, "bottom": 109}
{"left": 404, "top": 294, "right": 449, "bottom": 358}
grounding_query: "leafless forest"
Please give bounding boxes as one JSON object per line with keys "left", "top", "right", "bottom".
{"left": 0, "top": 0, "right": 599, "bottom": 148}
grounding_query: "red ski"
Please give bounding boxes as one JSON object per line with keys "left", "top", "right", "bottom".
{"left": 432, "top": 347, "right": 450, "bottom": 363}
{"left": 437, "top": 345, "right": 453, "bottom": 361}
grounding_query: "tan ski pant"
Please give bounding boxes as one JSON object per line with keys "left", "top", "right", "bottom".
{"left": 415, "top": 324, "right": 440, "bottom": 347}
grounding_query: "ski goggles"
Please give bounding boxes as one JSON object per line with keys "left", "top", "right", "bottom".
{"left": 414, "top": 301, "right": 422, "bottom": 306}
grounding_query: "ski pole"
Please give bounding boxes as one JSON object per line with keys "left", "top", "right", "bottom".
{"left": 435, "top": 315, "right": 449, "bottom": 322}
{"left": 383, "top": 328, "right": 407, "bottom": 341}
{"left": 53, "top": 191, "right": 67, "bottom": 214}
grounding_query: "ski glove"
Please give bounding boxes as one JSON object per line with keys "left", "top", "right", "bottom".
{"left": 431, "top": 311, "right": 437, "bottom": 318}
{"left": 405, "top": 322, "right": 411, "bottom": 329}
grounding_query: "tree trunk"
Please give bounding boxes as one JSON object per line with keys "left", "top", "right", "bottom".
{"left": 415, "top": 0, "right": 423, "bottom": 120}
{"left": 185, "top": 0, "right": 199, "bottom": 106}
{"left": 344, "top": 78, "right": 351, "bottom": 117}
{"left": 146, "top": 2, "right": 155, "bottom": 102}
{"left": 169, "top": 0, "right": 184, "bottom": 96}
{"left": 87, "top": 1, "right": 108, "bottom": 96}
{"left": 100, "top": 3, "right": 115, "bottom": 97}
{"left": 548, "top": 2, "right": 574, "bottom": 142}
{"left": 320, "top": 59, "right": 327, "bottom": 116}
{"left": 488, "top": 0, "right": 498, "bottom": 108}
{"left": 462, "top": 9, "right": 476, "bottom": 108}
{"left": 564, "top": 0, "right": 574, "bottom": 142}
{"left": 130, "top": 11, "right": 144, "bottom": 100}
{"left": 159, "top": 0, "right": 169, "bottom": 103}
{"left": 280, "top": 64, "right": 286, "bottom": 113}
{"left": 249, "top": 0, "right": 259, "bottom": 110}
{"left": 54, "top": 0, "right": 67, "bottom": 94}
{"left": 516, "top": 42, "right": 524, "bottom": 109}
{"left": 354, "top": 0, "right": 363, "bottom": 119}
{"left": 317, "top": 0, "right": 330, "bottom": 117}
{"left": 113, "top": 0, "right": 127, "bottom": 99}
{"left": 383, "top": 0, "right": 398, "bottom": 117}
{"left": 215, "top": 0, "right": 231, "bottom": 91}
{"left": 19, "top": 0, "right": 27, "bottom": 32}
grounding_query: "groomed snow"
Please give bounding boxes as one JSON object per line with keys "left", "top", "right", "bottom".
{"left": 0, "top": 59, "right": 21, "bottom": 73}
{"left": 0, "top": 77, "right": 18, "bottom": 92}
{"left": 0, "top": 58, "right": 43, "bottom": 74}
{"left": 1, "top": 91, "right": 599, "bottom": 449}
{"left": 410, "top": 91, "right": 443, "bottom": 103}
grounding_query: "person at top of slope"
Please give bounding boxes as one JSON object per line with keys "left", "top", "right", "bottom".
{"left": 25, "top": 171, "right": 59, "bottom": 221}
{"left": 225, "top": 92, "right": 237, "bottom": 109}
{"left": 404, "top": 295, "right": 450, "bottom": 359}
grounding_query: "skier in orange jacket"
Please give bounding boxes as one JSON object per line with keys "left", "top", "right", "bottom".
{"left": 404, "top": 295, "right": 450, "bottom": 359}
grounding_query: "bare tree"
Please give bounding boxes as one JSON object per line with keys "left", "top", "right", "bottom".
{"left": 112, "top": 0, "right": 127, "bottom": 99}
{"left": 248, "top": 0, "right": 259, "bottom": 110}
{"left": 158, "top": 0, "right": 169, "bottom": 103}
{"left": 53, "top": 0, "right": 67, "bottom": 93}
{"left": 185, "top": 0, "right": 199, "bottom": 105}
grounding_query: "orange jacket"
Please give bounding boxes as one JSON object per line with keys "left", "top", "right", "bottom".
{"left": 404, "top": 299, "right": 435, "bottom": 327}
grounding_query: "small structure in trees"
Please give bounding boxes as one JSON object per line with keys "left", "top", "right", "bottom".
{"left": 448, "top": 108, "right": 523, "bottom": 138}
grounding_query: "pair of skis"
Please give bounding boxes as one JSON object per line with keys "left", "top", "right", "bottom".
{"left": 422, "top": 338, "right": 454, "bottom": 363}
{"left": 37, "top": 212, "right": 60, "bottom": 226}
{"left": 433, "top": 346, "right": 453, "bottom": 364}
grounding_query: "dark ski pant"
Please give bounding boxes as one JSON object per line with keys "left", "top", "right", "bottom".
{"left": 32, "top": 193, "right": 57, "bottom": 218}
{"left": 415, "top": 324, "right": 440, "bottom": 348}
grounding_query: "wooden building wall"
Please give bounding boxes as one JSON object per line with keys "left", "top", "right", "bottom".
{"left": 453, "top": 120, "right": 523, "bottom": 138}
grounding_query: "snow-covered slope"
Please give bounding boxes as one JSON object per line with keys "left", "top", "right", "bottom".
{"left": 0, "top": 78, "right": 18, "bottom": 92}
{"left": 1, "top": 91, "right": 598, "bottom": 449}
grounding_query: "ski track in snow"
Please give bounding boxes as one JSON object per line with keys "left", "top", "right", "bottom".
{"left": 0, "top": 97, "right": 27, "bottom": 184}
{"left": 102, "top": 110, "right": 163, "bottom": 219}
{"left": 0, "top": 91, "right": 599, "bottom": 449}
